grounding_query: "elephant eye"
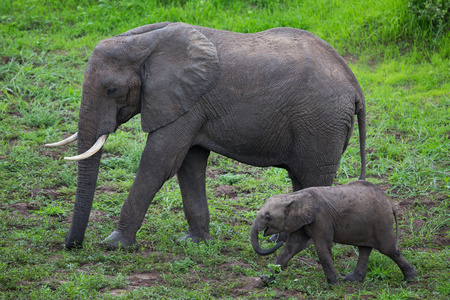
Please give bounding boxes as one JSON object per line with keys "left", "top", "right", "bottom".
{"left": 264, "top": 212, "right": 271, "bottom": 221}
{"left": 107, "top": 88, "right": 117, "bottom": 96}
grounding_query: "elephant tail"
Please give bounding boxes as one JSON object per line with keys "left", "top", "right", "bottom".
{"left": 393, "top": 206, "right": 400, "bottom": 252}
{"left": 357, "top": 103, "right": 367, "bottom": 180}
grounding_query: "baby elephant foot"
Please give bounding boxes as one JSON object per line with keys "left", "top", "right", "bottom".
{"left": 261, "top": 274, "right": 275, "bottom": 285}
{"left": 102, "top": 230, "right": 137, "bottom": 250}
{"left": 403, "top": 267, "right": 417, "bottom": 281}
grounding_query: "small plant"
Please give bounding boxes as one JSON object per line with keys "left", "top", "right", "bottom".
{"left": 22, "top": 105, "right": 60, "bottom": 128}
{"left": 436, "top": 279, "right": 450, "bottom": 295}
{"left": 218, "top": 173, "right": 245, "bottom": 185}
{"left": 171, "top": 258, "right": 195, "bottom": 273}
{"left": 268, "top": 263, "right": 282, "bottom": 274}
{"left": 34, "top": 203, "right": 67, "bottom": 217}
{"left": 408, "top": 0, "right": 450, "bottom": 33}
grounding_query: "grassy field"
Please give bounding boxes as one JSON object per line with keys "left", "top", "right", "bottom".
{"left": 1, "top": 0, "right": 449, "bottom": 299}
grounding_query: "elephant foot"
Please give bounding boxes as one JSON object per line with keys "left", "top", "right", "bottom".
{"left": 326, "top": 278, "right": 340, "bottom": 286}
{"left": 261, "top": 274, "right": 275, "bottom": 285}
{"left": 178, "top": 231, "right": 214, "bottom": 244}
{"left": 344, "top": 272, "right": 365, "bottom": 282}
{"left": 64, "top": 236, "right": 83, "bottom": 250}
{"left": 102, "top": 230, "right": 137, "bottom": 250}
{"left": 403, "top": 267, "right": 417, "bottom": 281}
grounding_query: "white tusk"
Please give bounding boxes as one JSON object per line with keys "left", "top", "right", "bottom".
{"left": 64, "top": 134, "right": 108, "bottom": 161}
{"left": 44, "top": 132, "right": 78, "bottom": 147}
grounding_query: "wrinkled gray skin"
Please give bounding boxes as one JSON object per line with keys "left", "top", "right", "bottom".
{"left": 251, "top": 181, "right": 417, "bottom": 285}
{"left": 61, "top": 22, "right": 367, "bottom": 249}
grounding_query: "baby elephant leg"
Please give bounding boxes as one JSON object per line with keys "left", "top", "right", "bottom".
{"left": 275, "top": 230, "right": 311, "bottom": 268}
{"left": 315, "top": 240, "right": 339, "bottom": 285}
{"left": 261, "top": 230, "right": 311, "bottom": 285}
{"left": 344, "top": 246, "right": 372, "bottom": 282}
{"left": 380, "top": 247, "right": 417, "bottom": 281}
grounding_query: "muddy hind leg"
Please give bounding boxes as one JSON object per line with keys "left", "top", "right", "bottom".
{"left": 379, "top": 247, "right": 417, "bottom": 281}
{"left": 344, "top": 246, "right": 372, "bottom": 282}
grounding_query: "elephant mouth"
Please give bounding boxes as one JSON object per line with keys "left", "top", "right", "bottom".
{"left": 252, "top": 226, "right": 284, "bottom": 256}
{"left": 263, "top": 227, "right": 280, "bottom": 239}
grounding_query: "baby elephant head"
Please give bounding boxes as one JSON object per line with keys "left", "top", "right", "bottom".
{"left": 251, "top": 192, "right": 318, "bottom": 255}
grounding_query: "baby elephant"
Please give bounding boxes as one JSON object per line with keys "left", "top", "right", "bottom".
{"left": 251, "top": 180, "right": 417, "bottom": 285}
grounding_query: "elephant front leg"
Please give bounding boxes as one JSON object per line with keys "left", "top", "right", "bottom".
{"left": 102, "top": 163, "right": 170, "bottom": 249}
{"left": 103, "top": 135, "right": 193, "bottom": 250}
{"left": 177, "top": 146, "right": 212, "bottom": 243}
{"left": 261, "top": 230, "right": 311, "bottom": 285}
{"left": 315, "top": 240, "right": 339, "bottom": 285}
{"left": 275, "top": 230, "right": 311, "bottom": 268}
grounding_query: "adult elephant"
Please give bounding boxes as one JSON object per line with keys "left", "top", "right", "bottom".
{"left": 46, "top": 22, "right": 366, "bottom": 250}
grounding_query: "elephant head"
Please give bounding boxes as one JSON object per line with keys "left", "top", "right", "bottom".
{"left": 45, "top": 22, "right": 220, "bottom": 248}
{"left": 251, "top": 192, "right": 318, "bottom": 255}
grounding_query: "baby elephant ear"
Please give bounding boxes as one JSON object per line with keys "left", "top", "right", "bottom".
{"left": 284, "top": 192, "right": 319, "bottom": 231}
{"left": 140, "top": 23, "right": 220, "bottom": 132}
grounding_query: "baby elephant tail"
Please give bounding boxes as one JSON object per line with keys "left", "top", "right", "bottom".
{"left": 393, "top": 207, "right": 400, "bottom": 253}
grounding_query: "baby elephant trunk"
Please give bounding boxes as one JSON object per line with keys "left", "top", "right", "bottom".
{"left": 251, "top": 223, "right": 284, "bottom": 256}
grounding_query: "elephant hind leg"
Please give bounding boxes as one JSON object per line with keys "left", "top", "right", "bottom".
{"left": 290, "top": 162, "right": 339, "bottom": 190}
{"left": 344, "top": 246, "right": 372, "bottom": 282}
{"left": 288, "top": 171, "right": 303, "bottom": 192}
{"left": 379, "top": 246, "right": 417, "bottom": 281}
{"left": 177, "top": 146, "right": 212, "bottom": 243}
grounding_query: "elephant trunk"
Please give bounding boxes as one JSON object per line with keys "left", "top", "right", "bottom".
{"left": 64, "top": 113, "right": 103, "bottom": 249}
{"left": 251, "top": 222, "right": 284, "bottom": 256}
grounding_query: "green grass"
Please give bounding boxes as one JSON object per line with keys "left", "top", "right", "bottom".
{"left": 1, "top": 0, "right": 449, "bottom": 299}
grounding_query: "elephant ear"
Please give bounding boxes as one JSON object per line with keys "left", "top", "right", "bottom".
{"left": 283, "top": 192, "right": 319, "bottom": 232}
{"left": 118, "top": 22, "right": 172, "bottom": 36}
{"left": 139, "top": 23, "right": 220, "bottom": 132}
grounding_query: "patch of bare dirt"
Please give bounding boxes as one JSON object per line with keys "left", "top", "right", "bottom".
{"left": 30, "top": 188, "right": 61, "bottom": 200}
{"left": 128, "top": 272, "right": 163, "bottom": 287}
{"left": 434, "top": 230, "right": 450, "bottom": 246}
{"left": 9, "top": 138, "right": 18, "bottom": 147}
{"left": 214, "top": 184, "right": 237, "bottom": 198}
{"left": 66, "top": 209, "right": 110, "bottom": 224}
{"left": 206, "top": 169, "right": 222, "bottom": 179}
{"left": 6, "top": 202, "right": 39, "bottom": 216}
{"left": 105, "top": 289, "right": 127, "bottom": 296}
{"left": 218, "top": 260, "right": 250, "bottom": 271}
{"left": 39, "top": 150, "right": 63, "bottom": 160}
{"left": 230, "top": 277, "right": 266, "bottom": 296}
{"left": 396, "top": 195, "right": 450, "bottom": 247}
{"left": 98, "top": 185, "right": 116, "bottom": 194}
